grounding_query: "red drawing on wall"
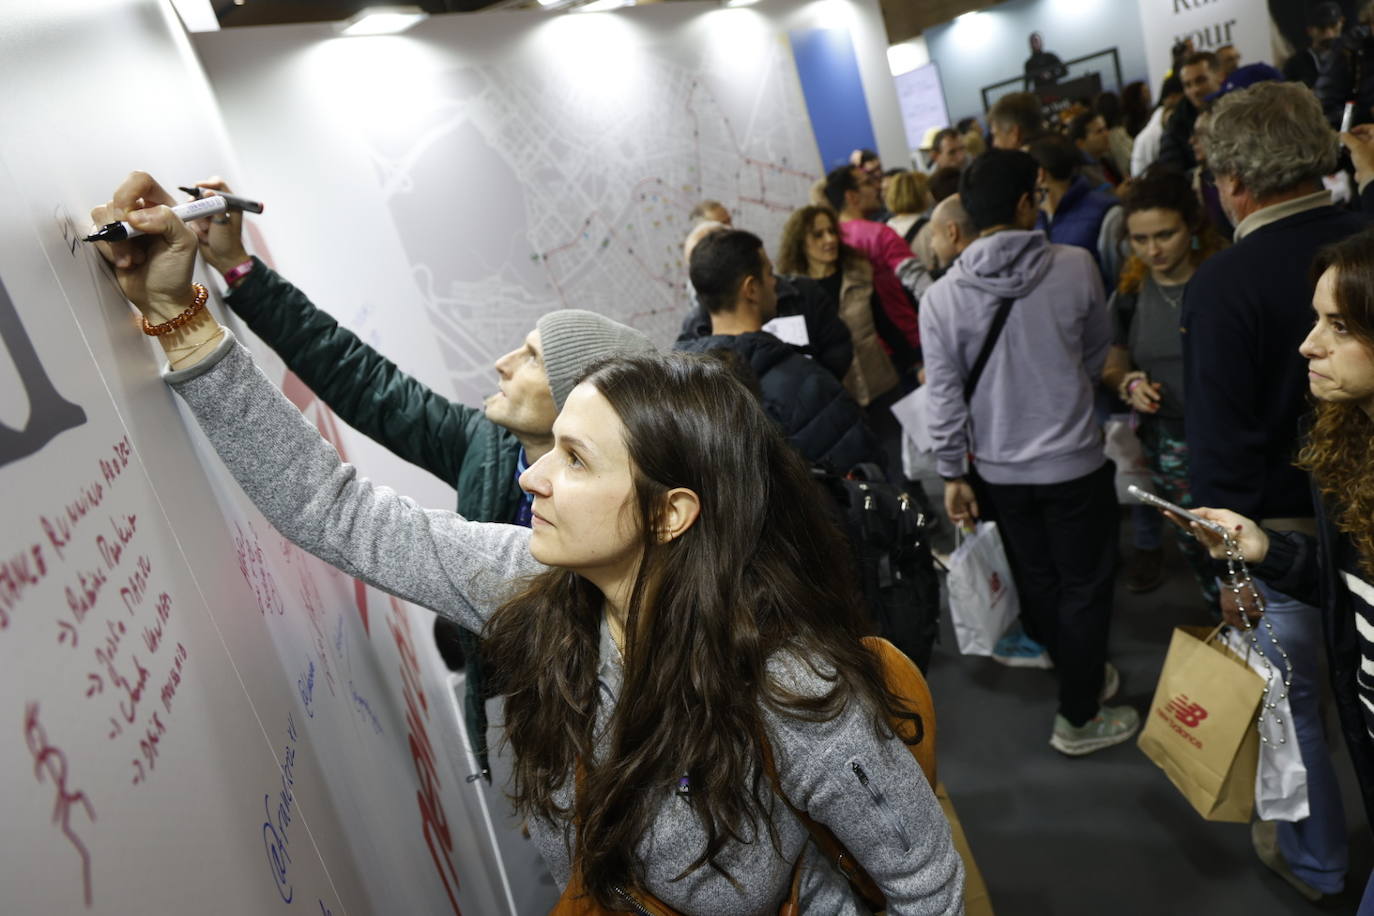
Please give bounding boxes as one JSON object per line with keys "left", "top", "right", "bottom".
{"left": 24, "top": 703, "right": 96, "bottom": 907}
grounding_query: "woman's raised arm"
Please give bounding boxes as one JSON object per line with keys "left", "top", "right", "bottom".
{"left": 91, "top": 172, "right": 543, "bottom": 631}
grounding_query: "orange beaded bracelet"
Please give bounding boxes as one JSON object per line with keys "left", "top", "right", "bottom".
{"left": 141, "top": 283, "right": 209, "bottom": 337}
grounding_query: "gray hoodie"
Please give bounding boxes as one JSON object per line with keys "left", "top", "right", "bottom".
{"left": 918, "top": 230, "right": 1108, "bottom": 486}
{"left": 166, "top": 334, "right": 964, "bottom": 915}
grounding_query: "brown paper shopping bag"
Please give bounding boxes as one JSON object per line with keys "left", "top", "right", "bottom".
{"left": 1138, "top": 625, "right": 1266, "bottom": 823}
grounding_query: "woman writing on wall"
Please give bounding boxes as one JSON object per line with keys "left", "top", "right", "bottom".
{"left": 90, "top": 172, "right": 962, "bottom": 914}
{"left": 1100, "top": 169, "right": 1227, "bottom": 599}
{"left": 1188, "top": 229, "right": 1374, "bottom": 910}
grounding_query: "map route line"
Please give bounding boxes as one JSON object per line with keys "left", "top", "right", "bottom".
{"left": 536, "top": 146, "right": 814, "bottom": 301}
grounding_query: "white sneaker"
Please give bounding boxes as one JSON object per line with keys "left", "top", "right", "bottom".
{"left": 1049, "top": 705, "right": 1140, "bottom": 756}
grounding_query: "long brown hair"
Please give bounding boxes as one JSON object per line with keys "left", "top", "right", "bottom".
{"left": 776, "top": 204, "right": 857, "bottom": 277}
{"left": 483, "top": 352, "right": 906, "bottom": 905}
{"left": 1296, "top": 230, "right": 1374, "bottom": 577}
{"left": 1116, "top": 167, "right": 1227, "bottom": 295}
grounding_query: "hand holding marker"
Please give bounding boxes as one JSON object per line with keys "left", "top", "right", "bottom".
{"left": 83, "top": 186, "right": 264, "bottom": 243}
{"left": 177, "top": 186, "right": 265, "bottom": 214}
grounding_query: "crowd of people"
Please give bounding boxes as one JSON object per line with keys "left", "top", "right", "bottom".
{"left": 912, "top": 5, "right": 1374, "bottom": 907}
{"left": 80, "top": 2, "right": 1374, "bottom": 910}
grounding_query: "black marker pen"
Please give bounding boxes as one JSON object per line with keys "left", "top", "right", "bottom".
{"left": 83, "top": 196, "right": 228, "bottom": 243}
{"left": 178, "top": 186, "right": 265, "bottom": 214}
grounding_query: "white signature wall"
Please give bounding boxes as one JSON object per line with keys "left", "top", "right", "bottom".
{"left": 0, "top": 2, "right": 510, "bottom": 913}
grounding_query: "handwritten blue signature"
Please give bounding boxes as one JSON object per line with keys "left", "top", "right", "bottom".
{"left": 350, "top": 681, "right": 385, "bottom": 736}
{"left": 262, "top": 712, "right": 299, "bottom": 903}
{"left": 297, "top": 660, "right": 315, "bottom": 718}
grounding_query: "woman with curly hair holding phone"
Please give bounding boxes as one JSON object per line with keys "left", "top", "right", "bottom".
{"left": 1189, "top": 228, "right": 1374, "bottom": 909}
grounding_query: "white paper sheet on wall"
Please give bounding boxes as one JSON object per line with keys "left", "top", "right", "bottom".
{"left": 894, "top": 62, "right": 951, "bottom": 157}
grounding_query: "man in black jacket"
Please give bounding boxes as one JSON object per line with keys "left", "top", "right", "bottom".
{"left": 1283, "top": 1, "right": 1344, "bottom": 88}
{"left": 1158, "top": 51, "right": 1220, "bottom": 172}
{"left": 1316, "top": 2, "right": 1374, "bottom": 129}
{"left": 677, "top": 272, "right": 852, "bottom": 381}
{"left": 675, "top": 229, "right": 880, "bottom": 471}
{"left": 1023, "top": 32, "right": 1067, "bottom": 93}
{"left": 1342, "top": 119, "right": 1374, "bottom": 209}
{"left": 679, "top": 222, "right": 853, "bottom": 380}
{"left": 1183, "top": 81, "right": 1367, "bottom": 904}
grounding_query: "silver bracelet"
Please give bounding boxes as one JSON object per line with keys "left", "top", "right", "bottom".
{"left": 1221, "top": 534, "right": 1292, "bottom": 745}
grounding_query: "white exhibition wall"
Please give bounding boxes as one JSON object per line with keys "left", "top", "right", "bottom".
{"left": 0, "top": 2, "right": 518, "bottom": 914}
{"left": 191, "top": 0, "right": 908, "bottom": 411}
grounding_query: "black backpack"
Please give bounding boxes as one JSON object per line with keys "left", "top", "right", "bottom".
{"left": 812, "top": 464, "right": 942, "bottom": 673}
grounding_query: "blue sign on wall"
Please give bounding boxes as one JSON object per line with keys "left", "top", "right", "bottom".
{"left": 789, "top": 27, "right": 878, "bottom": 172}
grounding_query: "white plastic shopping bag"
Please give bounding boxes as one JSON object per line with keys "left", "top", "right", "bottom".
{"left": 1219, "top": 627, "right": 1309, "bottom": 822}
{"left": 946, "top": 521, "right": 1021, "bottom": 656}
{"left": 1104, "top": 416, "right": 1154, "bottom": 503}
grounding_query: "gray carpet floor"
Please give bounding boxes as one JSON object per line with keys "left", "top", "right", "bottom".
{"left": 922, "top": 497, "right": 1371, "bottom": 915}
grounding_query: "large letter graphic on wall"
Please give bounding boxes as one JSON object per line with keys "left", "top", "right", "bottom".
{"left": 0, "top": 275, "right": 86, "bottom": 467}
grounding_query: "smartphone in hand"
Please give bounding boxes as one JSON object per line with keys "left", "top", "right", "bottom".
{"left": 1127, "top": 485, "right": 1229, "bottom": 537}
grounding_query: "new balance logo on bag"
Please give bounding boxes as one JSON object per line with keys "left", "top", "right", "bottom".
{"left": 1157, "top": 694, "right": 1208, "bottom": 748}
{"left": 1167, "top": 695, "right": 1208, "bottom": 728}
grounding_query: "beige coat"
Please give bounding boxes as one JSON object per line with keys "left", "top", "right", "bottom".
{"left": 835, "top": 256, "right": 898, "bottom": 406}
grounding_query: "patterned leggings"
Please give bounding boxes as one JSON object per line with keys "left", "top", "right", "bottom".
{"left": 1137, "top": 418, "right": 1220, "bottom": 609}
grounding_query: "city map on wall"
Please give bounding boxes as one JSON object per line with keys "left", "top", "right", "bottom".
{"left": 200, "top": 10, "right": 830, "bottom": 408}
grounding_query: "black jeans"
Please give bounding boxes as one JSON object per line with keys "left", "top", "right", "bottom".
{"left": 982, "top": 461, "right": 1118, "bottom": 726}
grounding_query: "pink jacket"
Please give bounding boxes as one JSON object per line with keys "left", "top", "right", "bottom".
{"left": 840, "top": 218, "right": 920, "bottom": 358}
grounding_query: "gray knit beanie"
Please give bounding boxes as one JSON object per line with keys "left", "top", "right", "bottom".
{"left": 536, "top": 309, "right": 657, "bottom": 410}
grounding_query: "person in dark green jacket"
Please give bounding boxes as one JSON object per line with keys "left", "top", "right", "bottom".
{"left": 188, "top": 180, "right": 656, "bottom": 779}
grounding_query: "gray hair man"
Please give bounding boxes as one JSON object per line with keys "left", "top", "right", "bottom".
{"left": 1183, "top": 81, "right": 1366, "bottom": 905}
{"left": 988, "top": 91, "right": 1043, "bottom": 150}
